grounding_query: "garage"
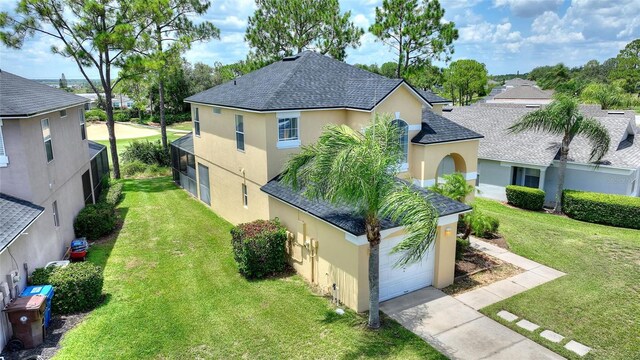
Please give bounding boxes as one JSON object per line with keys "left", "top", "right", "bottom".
{"left": 379, "top": 235, "right": 436, "bottom": 302}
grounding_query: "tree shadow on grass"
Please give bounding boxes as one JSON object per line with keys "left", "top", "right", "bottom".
{"left": 88, "top": 207, "right": 128, "bottom": 271}
{"left": 120, "top": 176, "right": 178, "bottom": 194}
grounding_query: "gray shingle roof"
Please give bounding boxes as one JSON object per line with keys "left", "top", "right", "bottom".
{"left": 185, "top": 51, "right": 437, "bottom": 111}
{"left": 493, "top": 85, "right": 553, "bottom": 100}
{"left": 0, "top": 70, "right": 88, "bottom": 117}
{"left": 261, "top": 175, "right": 470, "bottom": 236}
{"left": 417, "top": 89, "right": 451, "bottom": 104}
{"left": 411, "top": 108, "right": 484, "bottom": 145}
{"left": 0, "top": 193, "right": 45, "bottom": 252}
{"left": 504, "top": 78, "right": 536, "bottom": 87}
{"left": 442, "top": 103, "right": 640, "bottom": 168}
{"left": 171, "top": 133, "right": 194, "bottom": 153}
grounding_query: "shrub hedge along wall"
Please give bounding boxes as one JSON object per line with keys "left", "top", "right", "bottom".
{"left": 563, "top": 190, "right": 640, "bottom": 229}
{"left": 231, "top": 219, "right": 288, "bottom": 279}
{"left": 31, "top": 263, "right": 104, "bottom": 314}
{"left": 506, "top": 185, "right": 545, "bottom": 210}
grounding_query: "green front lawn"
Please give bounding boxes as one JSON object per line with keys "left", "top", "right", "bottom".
{"left": 167, "top": 121, "right": 193, "bottom": 132}
{"left": 476, "top": 198, "right": 640, "bottom": 360}
{"left": 94, "top": 133, "right": 182, "bottom": 164}
{"left": 55, "top": 177, "right": 444, "bottom": 359}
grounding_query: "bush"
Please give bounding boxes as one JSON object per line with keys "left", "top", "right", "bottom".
{"left": 230, "top": 219, "right": 288, "bottom": 279}
{"left": 121, "top": 161, "right": 148, "bottom": 177}
{"left": 85, "top": 109, "right": 106, "bottom": 122}
{"left": 31, "top": 263, "right": 104, "bottom": 314}
{"left": 464, "top": 206, "right": 500, "bottom": 238}
{"left": 455, "top": 238, "right": 470, "bottom": 260}
{"left": 563, "top": 190, "right": 640, "bottom": 229}
{"left": 429, "top": 173, "right": 474, "bottom": 203}
{"left": 148, "top": 112, "right": 191, "bottom": 126}
{"left": 74, "top": 203, "right": 117, "bottom": 240}
{"left": 122, "top": 140, "right": 170, "bottom": 166}
{"left": 113, "top": 110, "right": 130, "bottom": 122}
{"left": 102, "top": 181, "right": 123, "bottom": 205}
{"left": 506, "top": 185, "right": 545, "bottom": 210}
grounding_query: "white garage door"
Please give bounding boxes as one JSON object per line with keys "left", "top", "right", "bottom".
{"left": 379, "top": 235, "right": 435, "bottom": 302}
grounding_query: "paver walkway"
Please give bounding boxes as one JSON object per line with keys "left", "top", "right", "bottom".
{"left": 380, "top": 237, "right": 567, "bottom": 360}
{"left": 455, "top": 237, "right": 566, "bottom": 309}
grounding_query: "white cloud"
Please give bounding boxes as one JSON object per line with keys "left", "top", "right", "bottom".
{"left": 352, "top": 13, "right": 370, "bottom": 29}
{"left": 459, "top": 21, "right": 522, "bottom": 52}
{"left": 212, "top": 15, "right": 246, "bottom": 29}
{"left": 441, "top": 0, "right": 482, "bottom": 9}
{"left": 494, "top": 0, "right": 563, "bottom": 18}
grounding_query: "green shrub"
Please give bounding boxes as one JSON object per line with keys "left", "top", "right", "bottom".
{"left": 506, "top": 185, "right": 545, "bottom": 210}
{"left": 74, "top": 203, "right": 117, "bottom": 240}
{"left": 102, "top": 181, "right": 123, "bottom": 205}
{"left": 455, "top": 237, "right": 470, "bottom": 260}
{"left": 85, "top": 109, "right": 106, "bottom": 122}
{"left": 231, "top": 219, "right": 288, "bottom": 279}
{"left": 563, "top": 190, "right": 640, "bottom": 229}
{"left": 113, "top": 110, "right": 130, "bottom": 122}
{"left": 148, "top": 112, "right": 191, "bottom": 126}
{"left": 31, "top": 263, "right": 104, "bottom": 314}
{"left": 429, "top": 172, "right": 474, "bottom": 203}
{"left": 122, "top": 140, "right": 170, "bottom": 166}
{"left": 121, "top": 161, "right": 148, "bottom": 177}
{"left": 464, "top": 206, "right": 500, "bottom": 238}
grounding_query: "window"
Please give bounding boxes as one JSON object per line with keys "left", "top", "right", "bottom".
{"left": 79, "top": 108, "right": 86, "bottom": 140}
{"left": 82, "top": 170, "right": 93, "bottom": 204}
{"left": 511, "top": 167, "right": 540, "bottom": 188}
{"left": 392, "top": 119, "right": 409, "bottom": 171}
{"left": 59, "top": 109, "right": 67, "bottom": 117}
{"left": 277, "top": 113, "right": 300, "bottom": 149}
{"left": 52, "top": 201, "right": 59, "bottom": 227}
{"left": 193, "top": 108, "right": 200, "bottom": 136}
{"left": 242, "top": 183, "right": 248, "bottom": 207}
{"left": 84, "top": 103, "right": 90, "bottom": 110}
{"left": 126, "top": 101, "right": 133, "bottom": 108}
{"left": 41, "top": 118, "right": 54, "bottom": 162}
{"left": 113, "top": 101, "right": 121, "bottom": 109}
{"left": 213, "top": 107, "right": 222, "bottom": 114}
{"left": 198, "top": 163, "right": 211, "bottom": 205}
{"left": 0, "top": 119, "right": 7, "bottom": 167}
{"left": 631, "top": 179, "right": 637, "bottom": 195}
{"left": 235, "top": 115, "right": 245, "bottom": 151}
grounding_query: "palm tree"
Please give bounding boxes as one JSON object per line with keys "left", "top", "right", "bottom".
{"left": 508, "top": 95, "right": 611, "bottom": 213}
{"left": 281, "top": 114, "right": 439, "bottom": 329}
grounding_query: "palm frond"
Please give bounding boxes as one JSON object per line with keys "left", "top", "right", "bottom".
{"left": 508, "top": 95, "right": 580, "bottom": 135}
{"left": 575, "top": 117, "right": 611, "bottom": 162}
{"left": 380, "top": 184, "right": 439, "bottom": 268}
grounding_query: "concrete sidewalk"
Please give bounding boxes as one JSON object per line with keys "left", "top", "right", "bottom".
{"left": 455, "top": 237, "right": 566, "bottom": 309}
{"left": 381, "top": 288, "right": 564, "bottom": 360}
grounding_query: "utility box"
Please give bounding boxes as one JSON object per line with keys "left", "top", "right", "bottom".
{"left": 3, "top": 295, "right": 46, "bottom": 349}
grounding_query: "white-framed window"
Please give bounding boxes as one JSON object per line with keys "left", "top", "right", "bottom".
{"left": 113, "top": 101, "right": 121, "bottom": 109}
{"left": 277, "top": 112, "right": 300, "bottom": 149}
{"left": 392, "top": 119, "right": 409, "bottom": 172}
{"left": 193, "top": 108, "right": 200, "bottom": 136}
{"left": 213, "top": 107, "right": 222, "bottom": 114}
{"left": 79, "top": 108, "right": 86, "bottom": 140}
{"left": 235, "top": 115, "right": 245, "bottom": 151}
{"left": 52, "top": 200, "right": 60, "bottom": 227}
{"left": 242, "top": 183, "right": 248, "bottom": 207}
{"left": 84, "top": 103, "right": 90, "bottom": 110}
{"left": 41, "top": 118, "right": 54, "bottom": 163}
{"left": 59, "top": 109, "right": 67, "bottom": 118}
{"left": 0, "top": 119, "right": 8, "bottom": 167}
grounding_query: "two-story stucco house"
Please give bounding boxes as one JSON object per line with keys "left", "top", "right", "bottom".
{"left": 0, "top": 70, "right": 109, "bottom": 349}
{"left": 174, "top": 52, "right": 483, "bottom": 312}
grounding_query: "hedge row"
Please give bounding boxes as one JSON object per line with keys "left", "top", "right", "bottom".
{"left": 506, "top": 185, "right": 545, "bottom": 210}
{"left": 563, "top": 190, "right": 640, "bottom": 229}
{"left": 231, "top": 219, "right": 288, "bottom": 279}
{"left": 31, "top": 263, "right": 104, "bottom": 314}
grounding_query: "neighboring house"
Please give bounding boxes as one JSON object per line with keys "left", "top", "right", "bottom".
{"left": 0, "top": 70, "right": 109, "bottom": 349}
{"left": 484, "top": 85, "right": 554, "bottom": 105}
{"left": 504, "top": 78, "right": 536, "bottom": 88}
{"left": 177, "top": 51, "right": 483, "bottom": 312}
{"left": 76, "top": 93, "right": 133, "bottom": 109}
{"left": 442, "top": 103, "right": 640, "bottom": 204}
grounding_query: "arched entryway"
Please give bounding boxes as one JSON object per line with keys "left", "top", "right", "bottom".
{"left": 435, "top": 153, "right": 467, "bottom": 184}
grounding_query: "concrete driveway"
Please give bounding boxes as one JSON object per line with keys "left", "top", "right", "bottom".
{"left": 381, "top": 287, "right": 564, "bottom": 360}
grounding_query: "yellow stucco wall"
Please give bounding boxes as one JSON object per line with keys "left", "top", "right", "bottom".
{"left": 411, "top": 139, "right": 480, "bottom": 183}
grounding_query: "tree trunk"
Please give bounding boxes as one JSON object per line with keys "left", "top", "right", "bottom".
{"left": 553, "top": 137, "right": 570, "bottom": 214}
{"left": 159, "top": 80, "right": 168, "bottom": 150}
{"left": 365, "top": 215, "right": 381, "bottom": 329}
{"left": 104, "top": 91, "right": 121, "bottom": 179}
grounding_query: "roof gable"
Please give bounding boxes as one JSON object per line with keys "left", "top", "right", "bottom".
{"left": 0, "top": 193, "right": 44, "bottom": 253}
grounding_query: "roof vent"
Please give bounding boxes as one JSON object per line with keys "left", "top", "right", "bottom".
{"left": 525, "top": 104, "right": 541, "bottom": 108}
{"left": 607, "top": 111, "right": 625, "bottom": 115}
{"left": 442, "top": 107, "right": 453, "bottom": 112}
{"left": 282, "top": 54, "right": 301, "bottom": 61}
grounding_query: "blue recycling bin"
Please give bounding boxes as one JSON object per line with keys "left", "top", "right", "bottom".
{"left": 21, "top": 285, "right": 54, "bottom": 329}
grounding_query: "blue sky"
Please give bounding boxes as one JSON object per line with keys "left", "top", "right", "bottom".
{"left": 0, "top": 0, "right": 638, "bottom": 79}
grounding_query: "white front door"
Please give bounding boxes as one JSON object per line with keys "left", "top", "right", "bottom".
{"left": 379, "top": 235, "right": 435, "bottom": 302}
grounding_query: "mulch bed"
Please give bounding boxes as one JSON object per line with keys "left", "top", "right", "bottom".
{"left": 455, "top": 249, "right": 499, "bottom": 278}
{"left": 0, "top": 313, "right": 88, "bottom": 360}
